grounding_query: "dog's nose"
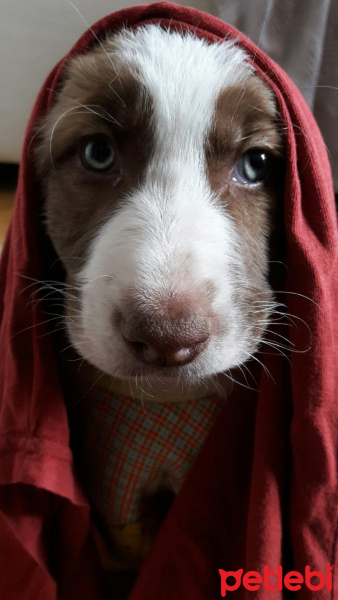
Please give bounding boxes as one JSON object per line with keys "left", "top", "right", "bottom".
{"left": 120, "top": 306, "right": 211, "bottom": 367}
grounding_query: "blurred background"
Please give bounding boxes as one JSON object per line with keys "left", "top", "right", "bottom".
{"left": 0, "top": 0, "right": 337, "bottom": 250}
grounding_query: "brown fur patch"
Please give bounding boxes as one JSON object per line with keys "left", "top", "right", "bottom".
{"left": 205, "top": 76, "right": 285, "bottom": 338}
{"left": 206, "top": 76, "right": 284, "bottom": 280}
{"left": 35, "top": 46, "right": 155, "bottom": 274}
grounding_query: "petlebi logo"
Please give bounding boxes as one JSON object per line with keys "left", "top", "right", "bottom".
{"left": 218, "top": 564, "right": 334, "bottom": 596}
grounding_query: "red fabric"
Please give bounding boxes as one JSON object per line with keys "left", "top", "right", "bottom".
{"left": 0, "top": 3, "right": 337, "bottom": 598}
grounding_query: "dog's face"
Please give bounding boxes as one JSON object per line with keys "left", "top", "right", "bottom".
{"left": 36, "top": 26, "right": 284, "bottom": 391}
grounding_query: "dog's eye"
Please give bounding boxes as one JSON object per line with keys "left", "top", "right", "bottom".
{"left": 81, "top": 136, "right": 115, "bottom": 172}
{"left": 232, "top": 150, "right": 271, "bottom": 184}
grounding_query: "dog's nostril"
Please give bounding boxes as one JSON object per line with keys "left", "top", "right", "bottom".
{"left": 132, "top": 341, "right": 159, "bottom": 364}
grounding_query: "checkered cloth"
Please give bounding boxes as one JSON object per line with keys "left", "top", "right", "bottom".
{"left": 72, "top": 387, "right": 224, "bottom": 527}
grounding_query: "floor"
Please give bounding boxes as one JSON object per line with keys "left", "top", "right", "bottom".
{"left": 0, "top": 164, "right": 17, "bottom": 252}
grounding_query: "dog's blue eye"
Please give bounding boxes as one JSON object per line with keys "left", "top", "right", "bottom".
{"left": 232, "top": 150, "right": 271, "bottom": 184}
{"left": 82, "top": 136, "right": 115, "bottom": 172}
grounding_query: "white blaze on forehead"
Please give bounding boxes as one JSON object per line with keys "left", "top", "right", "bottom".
{"left": 111, "top": 26, "right": 252, "bottom": 152}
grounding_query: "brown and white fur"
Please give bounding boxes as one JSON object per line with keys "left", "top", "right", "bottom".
{"left": 36, "top": 25, "right": 283, "bottom": 405}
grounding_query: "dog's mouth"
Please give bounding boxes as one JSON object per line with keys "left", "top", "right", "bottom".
{"left": 119, "top": 360, "right": 196, "bottom": 380}
{"left": 61, "top": 280, "right": 273, "bottom": 394}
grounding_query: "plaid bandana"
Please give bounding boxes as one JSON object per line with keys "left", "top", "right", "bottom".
{"left": 73, "top": 387, "right": 224, "bottom": 525}
{"left": 69, "top": 383, "right": 224, "bottom": 567}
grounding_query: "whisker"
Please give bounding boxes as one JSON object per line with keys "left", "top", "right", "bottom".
{"left": 238, "top": 361, "right": 258, "bottom": 386}
{"left": 266, "top": 330, "right": 296, "bottom": 347}
{"left": 11, "top": 315, "right": 64, "bottom": 339}
{"left": 64, "top": 0, "right": 125, "bottom": 92}
{"left": 245, "top": 352, "right": 276, "bottom": 383}
{"left": 273, "top": 289, "right": 320, "bottom": 309}
{"left": 224, "top": 370, "right": 258, "bottom": 392}
{"left": 49, "top": 108, "right": 89, "bottom": 169}
{"left": 82, "top": 274, "right": 117, "bottom": 285}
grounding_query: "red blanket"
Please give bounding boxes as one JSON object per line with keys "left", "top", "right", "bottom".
{"left": 0, "top": 3, "right": 337, "bottom": 598}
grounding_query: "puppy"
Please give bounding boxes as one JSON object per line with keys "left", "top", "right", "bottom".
{"left": 35, "top": 25, "right": 284, "bottom": 578}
